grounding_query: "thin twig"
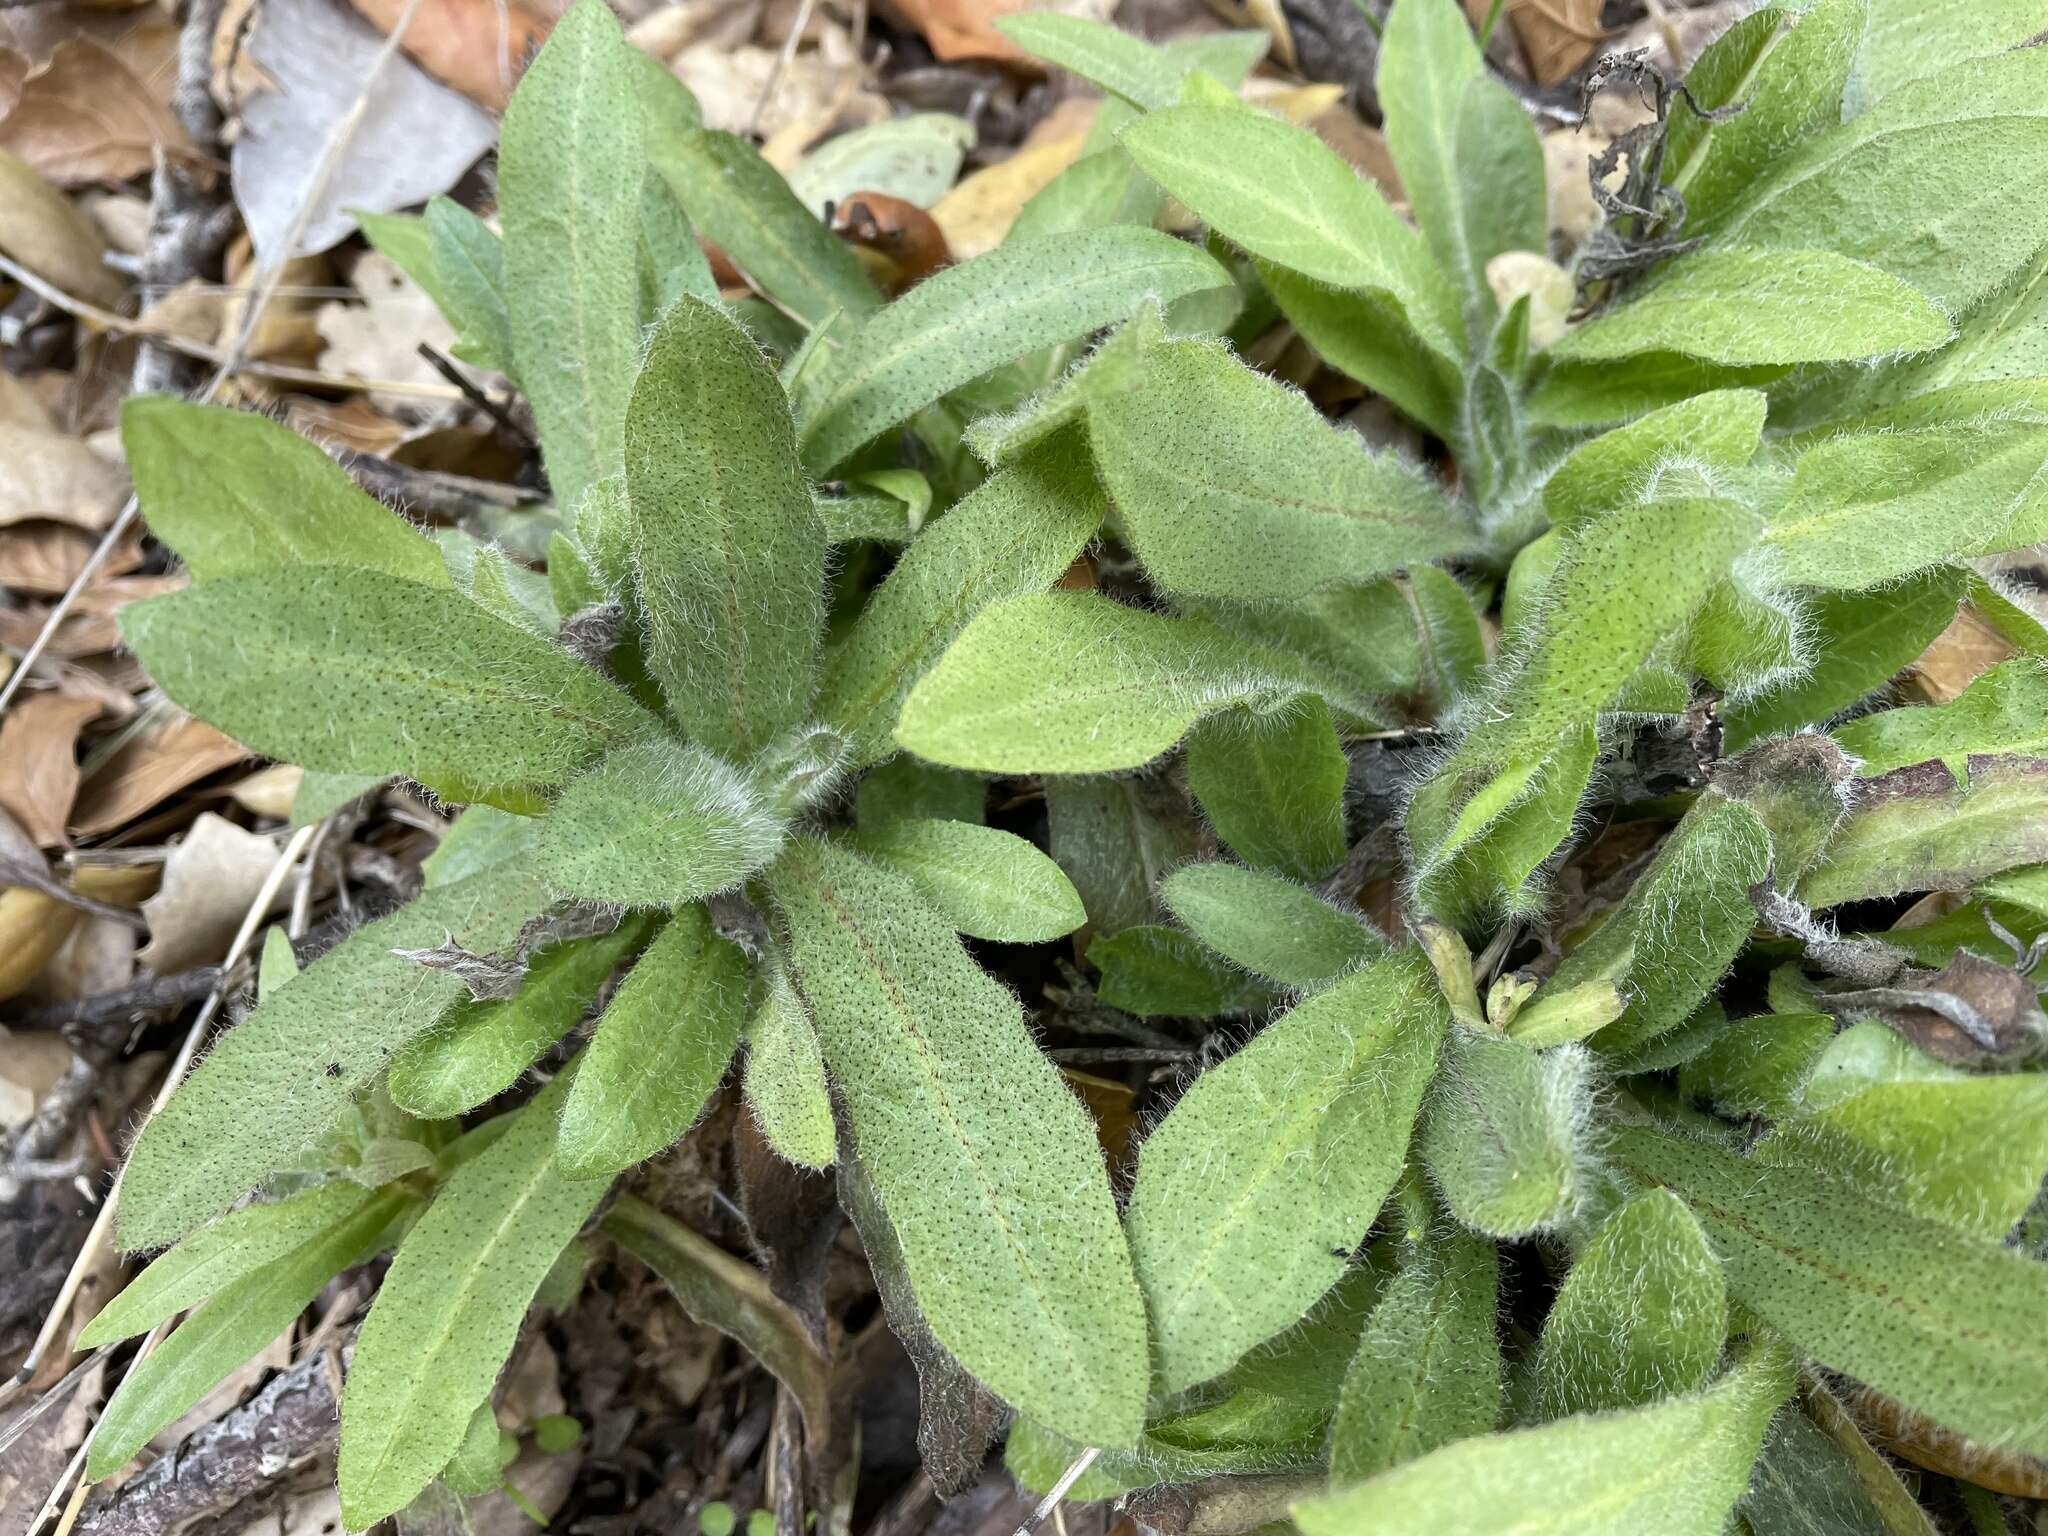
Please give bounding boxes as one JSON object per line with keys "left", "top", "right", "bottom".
{"left": 4, "top": 969, "right": 224, "bottom": 1034}
{"left": 414, "top": 343, "right": 536, "bottom": 447}
{"left": 747, "top": 0, "right": 820, "bottom": 137}
{"left": 0, "top": 856, "right": 148, "bottom": 931}
{"left": 1014, "top": 1448, "right": 1099, "bottom": 1536}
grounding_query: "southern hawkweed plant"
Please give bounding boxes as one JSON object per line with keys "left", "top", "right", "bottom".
{"left": 84, "top": 0, "right": 2048, "bottom": 1529}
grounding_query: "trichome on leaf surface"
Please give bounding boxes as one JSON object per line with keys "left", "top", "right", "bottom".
{"left": 82, "top": 0, "right": 2048, "bottom": 1531}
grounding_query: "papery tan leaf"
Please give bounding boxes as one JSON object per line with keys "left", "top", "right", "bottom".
{"left": 0, "top": 887, "right": 80, "bottom": 1001}
{"left": 930, "top": 124, "right": 1088, "bottom": 260}
{"left": 138, "top": 813, "right": 288, "bottom": 973}
{"left": 70, "top": 714, "right": 249, "bottom": 837}
{"left": 0, "top": 520, "right": 143, "bottom": 594}
{"left": 0, "top": 422, "right": 130, "bottom": 531}
{"left": 0, "top": 146, "right": 124, "bottom": 305}
{"left": 0, "top": 38, "right": 198, "bottom": 186}
{"left": 0, "top": 691, "right": 101, "bottom": 847}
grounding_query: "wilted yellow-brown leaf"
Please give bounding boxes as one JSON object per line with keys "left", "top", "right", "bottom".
{"left": 0, "top": 691, "right": 102, "bottom": 846}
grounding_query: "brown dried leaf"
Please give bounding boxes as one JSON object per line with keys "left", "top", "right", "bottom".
{"left": 0, "top": 887, "right": 80, "bottom": 1001}
{"left": 139, "top": 812, "right": 288, "bottom": 972}
{"left": 0, "top": 520, "right": 143, "bottom": 594}
{"left": 0, "top": 691, "right": 101, "bottom": 847}
{"left": 832, "top": 190, "right": 951, "bottom": 291}
{"left": 346, "top": 0, "right": 561, "bottom": 112}
{"left": 1908, "top": 607, "right": 2016, "bottom": 705}
{"left": 0, "top": 145, "right": 124, "bottom": 305}
{"left": 0, "top": 37, "right": 198, "bottom": 186}
{"left": 1501, "top": 0, "right": 1606, "bottom": 85}
{"left": 70, "top": 713, "right": 249, "bottom": 837}
{"left": 0, "top": 421, "right": 130, "bottom": 530}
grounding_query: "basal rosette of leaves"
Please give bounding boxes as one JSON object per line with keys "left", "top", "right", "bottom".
{"left": 90, "top": 0, "right": 2048, "bottom": 1530}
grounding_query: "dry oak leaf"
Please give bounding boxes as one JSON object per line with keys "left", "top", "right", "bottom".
{"left": 70, "top": 712, "right": 248, "bottom": 837}
{"left": 0, "top": 37, "right": 199, "bottom": 187}
{"left": 0, "top": 146, "right": 125, "bottom": 306}
{"left": 139, "top": 812, "right": 288, "bottom": 972}
{"left": 0, "top": 691, "right": 102, "bottom": 847}
{"left": 346, "top": 0, "right": 564, "bottom": 112}
{"left": 0, "top": 422, "right": 130, "bottom": 531}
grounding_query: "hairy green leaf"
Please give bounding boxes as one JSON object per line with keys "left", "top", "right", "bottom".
{"left": 995, "top": 13, "right": 1202, "bottom": 109}
{"left": 742, "top": 960, "right": 836, "bottom": 1170}
{"left": 1833, "top": 659, "right": 2048, "bottom": 780}
{"left": 1850, "top": 0, "right": 2044, "bottom": 111}
{"left": 1535, "top": 1190, "right": 1727, "bottom": 1417}
{"left": 1088, "top": 338, "right": 1474, "bottom": 599}
{"left": 1161, "top": 862, "right": 1383, "bottom": 989}
{"left": 858, "top": 818, "right": 1085, "bottom": 942}
{"left": 122, "top": 570, "right": 654, "bottom": 809}
{"left": 769, "top": 837, "right": 1147, "bottom": 1445}
{"left": 558, "top": 904, "right": 750, "bottom": 1177}
{"left": 1265, "top": 266, "right": 1460, "bottom": 436}
{"left": 535, "top": 741, "right": 786, "bottom": 908}
{"left": 424, "top": 196, "right": 513, "bottom": 372}
{"left": 1298, "top": 1340, "right": 1795, "bottom": 1534}
{"left": 816, "top": 434, "right": 1106, "bottom": 766}
{"left": 1185, "top": 698, "right": 1348, "bottom": 880}
{"left": 895, "top": 592, "right": 1310, "bottom": 774}
{"left": 1124, "top": 951, "right": 1446, "bottom": 1392}
{"left": 795, "top": 228, "right": 1228, "bottom": 474}
{"left": 626, "top": 294, "right": 826, "bottom": 757}
{"left": 1090, "top": 923, "right": 1263, "bottom": 1018}
{"left": 1376, "top": 0, "right": 1485, "bottom": 324}
{"left": 1798, "top": 754, "right": 2048, "bottom": 906}
{"left": 498, "top": 0, "right": 643, "bottom": 518}
{"left": 1612, "top": 1126, "right": 2048, "bottom": 1457}
{"left": 1422, "top": 1032, "right": 1592, "bottom": 1238}
{"left": 1539, "top": 390, "right": 1766, "bottom": 526}
{"left": 1551, "top": 248, "right": 1951, "bottom": 366}
{"left": 115, "top": 854, "right": 549, "bottom": 1251}
{"left": 122, "top": 398, "right": 448, "bottom": 586}
{"left": 1329, "top": 1224, "right": 1501, "bottom": 1485}
{"left": 338, "top": 1070, "right": 611, "bottom": 1527}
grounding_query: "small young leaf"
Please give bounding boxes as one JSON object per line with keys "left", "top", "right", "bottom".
{"left": 856, "top": 755, "right": 986, "bottom": 829}
{"left": 115, "top": 855, "right": 550, "bottom": 1252}
{"left": 1421, "top": 1032, "right": 1592, "bottom": 1239}
{"left": 858, "top": 818, "right": 1085, "bottom": 942}
{"left": 1089, "top": 923, "right": 1263, "bottom": 1019}
{"left": 1539, "top": 390, "right": 1766, "bottom": 526}
{"left": 388, "top": 921, "right": 649, "bottom": 1120}
{"left": 626, "top": 294, "right": 827, "bottom": 758}
{"left": 1087, "top": 338, "right": 1475, "bottom": 600}
{"left": 80, "top": 1181, "right": 373, "bottom": 1348}
{"left": 1185, "top": 698, "right": 1349, "bottom": 881}
{"left": 794, "top": 228, "right": 1228, "bottom": 474}
{"left": 338, "top": 1070, "right": 613, "bottom": 1527}
{"left": 1298, "top": 1340, "right": 1795, "bottom": 1535}
{"left": 1833, "top": 659, "right": 2048, "bottom": 780}
{"left": 994, "top": 13, "right": 1198, "bottom": 109}
{"left": 423, "top": 196, "right": 513, "bottom": 372}
{"left": 88, "top": 1190, "right": 407, "bottom": 1482}
{"left": 816, "top": 434, "right": 1106, "bottom": 766}
{"left": 1549, "top": 248, "right": 1951, "bottom": 366}
{"left": 535, "top": 741, "right": 786, "bottom": 908}
{"left": 1123, "top": 950, "right": 1446, "bottom": 1392}
{"left": 768, "top": 838, "right": 1148, "bottom": 1446}
{"left": 1116, "top": 105, "right": 1458, "bottom": 360}
{"left": 122, "top": 570, "right": 655, "bottom": 809}
{"left": 1612, "top": 1126, "right": 2048, "bottom": 1458}
{"left": 742, "top": 960, "right": 836, "bottom": 1170}
{"left": 556, "top": 904, "right": 750, "bottom": 1178}
{"left": 895, "top": 592, "right": 1309, "bottom": 775}
{"left": 122, "top": 398, "right": 449, "bottom": 586}
{"left": 1329, "top": 1223, "right": 1501, "bottom": 1485}
{"left": 1534, "top": 1190, "right": 1727, "bottom": 1417}
{"left": 1161, "top": 863, "right": 1383, "bottom": 990}
{"left": 499, "top": 0, "right": 644, "bottom": 519}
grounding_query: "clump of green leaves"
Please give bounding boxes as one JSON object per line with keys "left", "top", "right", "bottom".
{"left": 94, "top": 0, "right": 2048, "bottom": 1530}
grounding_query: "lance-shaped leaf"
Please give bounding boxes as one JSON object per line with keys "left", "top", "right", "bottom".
{"left": 1329, "top": 1224, "right": 1501, "bottom": 1485}
{"left": 816, "top": 434, "right": 1105, "bottom": 766}
{"left": 115, "top": 854, "right": 550, "bottom": 1252}
{"left": 742, "top": 960, "right": 836, "bottom": 1170}
{"left": 1185, "top": 699, "right": 1349, "bottom": 881}
{"left": 1713, "top": 46, "right": 2048, "bottom": 315}
{"left": 1374, "top": 0, "right": 1483, "bottom": 317}
{"left": 1162, "top": 863, "right": 1384, "bottom": 990}
{"left": 1265, "top": 267, "right": 1461, "bottom": 437}
{"left": 1521, "top": 792, "right": 1772, "bottom": 1055}
{"left": 1534, "top": 1190, "right": 1727, "bottom": 1418}
{"left": 625, "top": 295, "right": 826, "bottom": 757}
{"left": 1723, "top": 569, "right": 1964, "bottom": 752}
{"left": 1088, "top": 338, "right": 1475, "bottom": 600}
{"left": 1767, "top": 1023, "right": 2048, "bottom": 1240}
{"left": 499, "top": 0, "right": 643, "bottom": 519}
{"left": 81, "top": 1181, "right": 373, "bottom": 1348}
{"left": 122, "top": 571, "right": 654, "bottom": 810}
{"left": 1664, "top": 0, "right": 1864, "bottom": 234}
{"left": 122, "top": 398, "right": 450, "bottom": 586}
{"left": 1611, "top": 1126, "right": 2048, "bottom": 1458}
{"left": 1123, "top": 951, "right": 1446, "bottom": 1393}
{"left": 1834, "top": 659, "right": 2048, "bottom": 780}
{"left": 1117, "top": 106, "right": 1458, "bottom": 360}
{"left": 338, "top": 1071, "right": 612, "bottom": 1527}
{"left": 557, "top": 904, "right": 750, "bottom": 1177}
{"left": 768, "top": 837, "right": 1148, "bottom": 1446}
{"left": 1759, "top": 386, "right": 2048, "bottom": 589}
{"left": 995, "top": 13, "right": 1209, "bottom": 109}
{"left": 1550, "top": 248, "right": 1951, "bottom": 367}
{"left": 794, "top": 227, "right": 1228, "bottom": 474}
{"left": 1850, "top": 0, "right": 2045, "bottom": 112}
{"left": 89, "top": 1189, "right": 408, "bottom": 1482}
{"left": 857, "top": 818, "right": 1085, "bottom": 942}
{"left": 1297, "top": 1339, "right": 1795, "bottom": 1534}
{"left": 388, "top": 921, "right": 649, "bottom": 1119}
{"left": 535, "top": 741, "right": 787, "bottom": 908}
{"left": 1797, "top": 755, "right": 2048, "bottom": 907}
{"left": 1540, "top": 390, "right": 1766, "bottom": 526}
{"left": 895, "top": 592, "right": 1310, "bottom": 775}
{"left": 424, "top": 196, "right": 513, "bottom": 372}
{"left": 1421, "top": 1032, "right": 1593, "bottom": 1239}
{"left": 1091, "top": 924, "right": 1265, "bottom": 1019}
{"left": 642, "top": 125, "right": 879, "bottom": 329}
